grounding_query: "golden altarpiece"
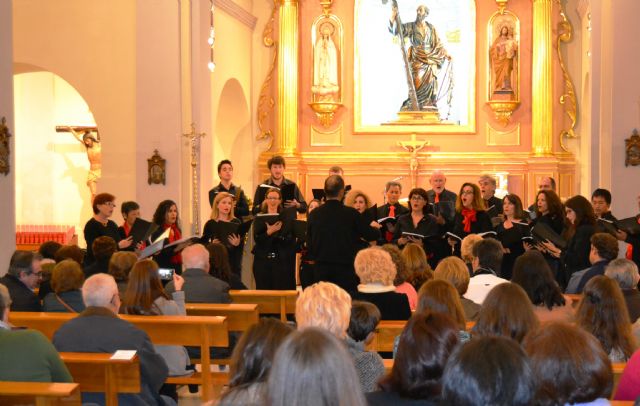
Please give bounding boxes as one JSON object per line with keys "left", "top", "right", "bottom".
{"left": 255, "top": 0, "right": 578, "bottom": 205}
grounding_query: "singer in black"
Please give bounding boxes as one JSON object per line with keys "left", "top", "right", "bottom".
{"left": 495, "top": 194, "right": 529, "bottom": 280}
{"left": 376, "top": 180, "right": 409, "bottom": 245}
{"left": 393, "top": 188, "right": 440, "bottom": 267}
{"left": 251, "top": 155, "right": 307, "bottom": 215}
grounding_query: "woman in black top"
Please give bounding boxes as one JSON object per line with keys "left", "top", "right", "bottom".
{"left": 201, "top": 192, "right": 243, "bottom": 276}
{"left": 252, "top": 188, "right": 296, "bottom": 290}
{"left": 393, "top": 188, "right": 440, "bottom": 263}
{"left": 448, "top": 183, "right": 492, "bottom": 256}
{"left": 541, "top": 195, "right": 596, "bottom": 288}
{"left": 83, "top": 193, "right": 132, "bottom": 265}
{"left": 531, "top": 190, "right": 565, "bottom": 235}
{"left": 495, "top": 194, "right": 529, "bottom": 280}
{"left": 150, "top": 200, "right": 183, "bottom": 275}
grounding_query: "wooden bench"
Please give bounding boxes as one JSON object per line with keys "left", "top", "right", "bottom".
{"left": 0, "top": 382, "right": 80, "bottom": 406}
{"left": 60, "top": 352, "right": 140, "bottom": 406}
{"left": 9, "top": 312, "right": 229, "bottom": 402}
{"left": 185, "top": 303, "right": 259, "bottom": 333}
{"left": 366, "top": 320, "right": 476, "bottom": 353}
{"left": 230, "top": 289, "right": 298, "bottom": 322}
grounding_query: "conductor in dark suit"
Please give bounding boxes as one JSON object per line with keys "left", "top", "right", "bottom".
{"left": 307, "top": 175, "right": 379, "bottom": 293}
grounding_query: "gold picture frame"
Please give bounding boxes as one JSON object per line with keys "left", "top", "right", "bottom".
{"left": 147, "top": 149, "right": 166, "bottom": 185}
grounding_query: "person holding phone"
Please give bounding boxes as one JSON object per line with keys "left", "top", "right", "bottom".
{"left": 122, "top": 259, "right": 190, "bottom": 400}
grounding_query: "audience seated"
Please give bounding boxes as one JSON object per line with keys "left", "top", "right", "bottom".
{"left": 369, "top": 312, "right": 459, "bottom": 406}
{"left": 54, "top": 244, "right": 85, "bottom": 265}
{"left": 219, "top": 318, "right": 293, "bottom": 406}
{"left": 524, "top": 322, "right": 613, "bottom": 406}
{"left": 165, "top": 244, "right": 230, "bottom": 303}
{"left": 605, "top": 258, "right": 640, "bottom": 323}
{"left": 52, "top": 273, "right": 169, "bottom": 405}
{"left": 122, "top": 259, "right": 191, "bottom": 380}
{"left": 0, "top": 284, "right": 72, "bottom": 383}
{"left": 37, "top": 240, "right": 62, "bottom": 301}
{"left": 353, "top": 247, "right": 411, "bottom": 320}
{"left": 0, "top": 250, "right": 43, "bottom": 311}
{"left": 417, "top": 280, "right": 469, "bottom": 342}
{"left": 441, "top": 336, "right": 535, "bottom": 406}
{"left": 346, "top": 301, "right": 385, "bottom": 393}
{"left": 459, "top": 234, "right": 482, "bottom": 275}
{"left": 511, "top": 250, "right": 573, "bottom": 323}
{"left": 433, "top": 256, "right": 480, "bottom": 321}
{"left": 206, "top": 242, "right": 247, "bottom": 290}
{"left": 83, "top": 236, "right": 117, "bottom": 278}
{"left": 382, "top": 244, "right": 417, "bottom": 311}
{"left": 108, "top": 251, "right": 138, "bottom": 298}
{"left": 296, "top": 281, "right": 350, "bottom": 339}
{"left": 42, "top": 259, "right": 86, "bottom": 313}
{"left": 576, "top": 275, "right": 637, "bottom": 362}
{"left": 566, "top": 232, "right": 619, "bottom": 294}
{"left": 401, "top": 243, "right": 433, "bottom": 292}
{"left": 464, "top": 238, "right": 508, "bottom": 305}
{"left": 472, "top": 283, "right": 538, "bottom": 344}
{"left": 267, "top": 327, "right": 367, "bottom": 406}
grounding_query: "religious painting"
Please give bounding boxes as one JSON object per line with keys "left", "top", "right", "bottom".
{"left": 147, "top": 149, "right": 166, "bottom": 185}
{"left": 0, "top": 116, "right": 11, "bottom": 175}
{"left": 354, "top": 0, "right": 476, "bottom": 134}
{"left": 625, "top": 129, "right": 640, "bottom": 167}
{"left": 488, "top": 11, "right": 520, "bottom": 102}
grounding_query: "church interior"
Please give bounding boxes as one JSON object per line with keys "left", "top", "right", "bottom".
{"left": 1, "top": 0, "right": 640, "bottom": 403}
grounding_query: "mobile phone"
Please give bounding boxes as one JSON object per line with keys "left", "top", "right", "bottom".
{"left": 158, "top": 268, "right": 174, "bottom": 281}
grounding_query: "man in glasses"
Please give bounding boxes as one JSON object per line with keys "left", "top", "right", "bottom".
{"left": 0, "top": 250, "right": 43, "bottom": 311}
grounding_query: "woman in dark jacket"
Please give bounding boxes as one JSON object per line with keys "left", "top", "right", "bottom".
{"left": 448, "top": 183, "right": 492, "bottom": 257}
{"left": 150, "top": 200, "right": 184, "bottom": 275}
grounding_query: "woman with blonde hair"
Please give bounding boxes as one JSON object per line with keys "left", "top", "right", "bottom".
{"left": 201, "top": 192, "right": 244, "bottom": 276}
{"left": 434, "top": 256, "right": 480, "bottom": 321}
{"left": 296, "top": 282, "right": 352, "bottom": 338}
{"left": 576, "top": 275, "right": 637, "bottom": 362}
{"left": 353, "top": 247, "right": 411, "bottom": 320}
{"left": 401, "top": 243, "right": 433, "bottom": 291}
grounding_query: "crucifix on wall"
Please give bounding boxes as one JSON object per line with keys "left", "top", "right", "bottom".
{"left": 55, "top": 125, "right": 101, "bottom": 202}
{"left": 397, "top": 133, "right": 430, "bottom": 188}
{"left": 183, "top": 123, "right": 206, "bottom": 235}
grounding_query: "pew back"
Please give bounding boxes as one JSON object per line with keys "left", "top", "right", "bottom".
{"left": 229, "top": 290, "right": 298, "bottom": 321}
{"left": 0, "top": 382, "right": 80, "bottom": 406}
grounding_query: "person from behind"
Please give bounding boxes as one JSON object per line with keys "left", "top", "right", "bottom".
{"left": 206, "top": 242, "right": 247, "bottom": 290}
{"left": 83, "top": 236, "right": 117, "bottom": 278}
{"left": 37, "top": 241, "right": 62, "bottom": 300}
{"left": 108, "top": 251, "right": 138, "bottom": 298}
{"left": 441, "top": 336, "right": 535, "bottom": 406}
{"left": 368, "top": 312, "right": 459, "bottom": 406}
{"left": 605, "top": 258, "right": 640, "bottom": 323}
{"left": 54, "top": 244, "right": 84, "bottom": 265}
{"left": 464, "top": 238, "right": 508, "bottom": 305}
{"left": 346, "top": 301, "right": 385, "bottom": 393}
{"left": 400, "top": 243, "right": 433, "bottom": 291}
{"left": 42, "top": 259, "right": 86, "bottom": 313}
{"left": 417, "top": 279, "right": 469, "bottom": 342}
{"left": 0, "top": 250, "right": 43, "bottom": 311}
{"left": 0, "top": 284, "right": 72, "bottom": 383}
{"left": 459, "top": 233, "right": 482, "bottom": 274}
{"left": 472, "top": 283, "right": 538, "bottom": 344}
{"left": 165, "top": 244, "right": 231, "bottom": 304}
{"left": 576, "top": 275, "right": 637, "bottom": 362}
{"left": 381, "top": 244, "right": 417, "bottom": 311}
{"left": 219, "top": 318, "right": 294, "bottom": 405}
{"left": 566, "top": 232, "right": 619, "bottom": 294}
{"left": 267, "top": 328, "right": 367, "bottom": 406}
{"left": 52, "top": 274, "right": 169, "bottom": 405}
{"left": 511, "top": 250, "right": 574, "bottom": 323}
{"left": 614, "top": 347, "right": 640, "bottom": 401}
{"left": 353, "top": 247, "right": 411, "bottom": 320}
{"left": 433, "top": 256, "right": 480, "bottom": 321}
{"left": 524, "top": 322, "right": 613, "bottom": 406}
{"left": 296, "top": 282, "right": 351, "bottom": 339}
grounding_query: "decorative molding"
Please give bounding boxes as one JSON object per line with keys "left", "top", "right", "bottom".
{"left": 310, "top": 124, "right": 343, "bottom": 146}
{"left": 531, "top": 0, "right": 553, "bottom": 155}
{"left": 256, "top": 0, "right": 278, "bottom": 151}
{"left": 555, "top": 0, "right": 579, "bottom": 152}
{"left": 486, "top": 123, "right": 521, "bottom": 146}
{"left": 214, "top": 0, "right": 257, "bottom": 30}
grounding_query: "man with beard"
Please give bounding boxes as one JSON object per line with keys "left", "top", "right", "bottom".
{"left": 389, "top": 4, "right": 450, "bottom": 111}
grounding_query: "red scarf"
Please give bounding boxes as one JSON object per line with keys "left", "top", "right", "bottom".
{"left": 461, "top": 208, "right": 477, "bottom": 233}
{"left": 122, "top": 222, "right": 132, "bottom": 237}
{"left": 164, "top": 223, "right": 182, "bottom": 265}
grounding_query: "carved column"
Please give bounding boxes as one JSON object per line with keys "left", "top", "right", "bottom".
{"left": 277, "top": 0, "right": 299, "bottom": 154}
{"left": 531, "top": 0, "right": 553, "bottom": 156}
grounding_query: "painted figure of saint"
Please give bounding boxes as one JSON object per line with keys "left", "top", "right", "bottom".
{"left": 490, "top": 25, "right": 518, "bottom": 93}
{"left": 312, "top": 22, "right": 339, "bottom": 101}
{"left": 389, "top": 4, "right": 450, "bottom": 111}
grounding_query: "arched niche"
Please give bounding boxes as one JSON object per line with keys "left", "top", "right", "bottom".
{"left": 13, "top": 70, "right": 97, "bottom": 246}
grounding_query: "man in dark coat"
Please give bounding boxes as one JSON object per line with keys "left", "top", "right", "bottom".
{"left": 0, "top": 250, "right": 43, "bottom": 311}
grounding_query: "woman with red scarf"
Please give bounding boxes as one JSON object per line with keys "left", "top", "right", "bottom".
{"left": 150, "top": 200, "right": 183, "bottom": 275}
{"left": 448, "top": 183, "right": 492, "bottom": 257}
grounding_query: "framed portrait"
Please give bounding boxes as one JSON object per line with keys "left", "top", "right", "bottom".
{"left": 354, "top": 0, "right": 476, "bottom": 134}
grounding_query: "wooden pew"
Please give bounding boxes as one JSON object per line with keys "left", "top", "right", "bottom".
{"left": 60, "top": 352, "right": 140, "bottom": 406}
{"left": 230, "top": 289, "right": 298, "bottom": 322}
{"left": 185, "top": 303, "right": 259, "bottom": 333}
{"left": 366, "top": 320, "right": 476, "bottom": 353}
{"left": 9, "top": 312, "right": 228, "bottom": 402}
{"left": 0, "top": 382, "right": 80, "bottom": 406}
